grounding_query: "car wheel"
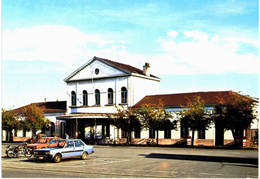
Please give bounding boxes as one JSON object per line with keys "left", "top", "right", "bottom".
{"left": 53, "top": 154, "right": 61, "bottom": 163}
{"left": 81, "top": 152, "right": 87, "bottom": 160}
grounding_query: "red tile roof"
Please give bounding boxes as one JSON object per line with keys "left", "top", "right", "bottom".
{"left": 133, "top": 91, "right": 257, "bottom": 108}
{"left": 98, "top": 57, "right": 159, "bottom": 78}
{"left": 12, "top": 101, "right": 67, "bottom": 114}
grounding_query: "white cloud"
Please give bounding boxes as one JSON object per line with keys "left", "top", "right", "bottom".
{"left": 2, "top": 25, "right": 116, "bottom": 64}
{"left": 2, "top": 25, "right": 259, "bottom": 76}
{"left": 167, "top": 30, "right": 179, "bottom": 38}
{"left": 156, "top": 30, "right": 259, "bottom": 75}
{"left": 184, "top": 30, "right": 208, "bottom": 42}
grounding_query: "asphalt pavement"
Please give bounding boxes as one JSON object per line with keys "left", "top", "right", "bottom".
{"left": 1, "top": 143, "right": 258, "bottom": 178}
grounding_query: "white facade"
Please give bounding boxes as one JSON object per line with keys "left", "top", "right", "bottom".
{"left": 59, "top": 57, "right": 257, "bottom": 146}
{"left": 65, "top": 57, "right": 160, "bottom": 113}
{"left": 58, "top": 57, "right": 160, "bottom": 142}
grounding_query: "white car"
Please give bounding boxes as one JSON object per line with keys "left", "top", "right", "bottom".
{"left": 34, "top": 139, "right": 94, "bottom": 163}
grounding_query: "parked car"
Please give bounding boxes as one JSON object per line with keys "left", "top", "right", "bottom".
{"left": 26, "top": 134, "right": 47, "bottom": 144}
{"left": 27, "top": 137, "right": 62, "bottom": 150}
{"left": 34, "top": 139, "right": 94, "bottom": 163}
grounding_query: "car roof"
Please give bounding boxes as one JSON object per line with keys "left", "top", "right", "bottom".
{"left": 56, "top": 139, "right": 82, "bottom": 142}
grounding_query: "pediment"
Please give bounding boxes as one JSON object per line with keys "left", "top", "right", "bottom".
{"left": 65, "top": 57, "right": 128, "bottom": 82}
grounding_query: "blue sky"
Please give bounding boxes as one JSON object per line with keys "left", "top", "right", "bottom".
{"left": 1, "top": 0, "right": 259, "bottom": 109}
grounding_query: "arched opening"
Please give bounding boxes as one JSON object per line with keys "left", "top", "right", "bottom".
{"left": 108, "top": 88, "right": 113, "bottom": 104}
{"left": 121, "top": 87, "right": 127, "bottom": 103}
{"left": 71, "top": 91, "right": 76, "bottom": 106}
{"left": 95, "top": 89, "right": 100, "bottom": 105}
{"left": 83, "top": 90, "right": 88, "bottom": 106}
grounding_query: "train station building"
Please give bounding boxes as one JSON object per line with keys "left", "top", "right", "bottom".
{"left": 56, "top": 56, "right": 258, "bottom": 147}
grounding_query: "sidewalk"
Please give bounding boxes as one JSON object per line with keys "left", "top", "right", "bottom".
{"left": 2, "top": 140, "right": 258, "bottom": 150}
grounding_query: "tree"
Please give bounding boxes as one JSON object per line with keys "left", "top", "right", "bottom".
{"left": 137, "top": 99, "right": 177, "bottom": 145}
{"left": 177, "top": 96, "right": 211, "bottom": 146}
{"left": 214, "top": 92, "right": 257, "bottom": 147}
{"left": 2, "top": 108, "right": 21, "bottom": 141}
{"left": 21, "top": 104, "right": 50, "bottom": 137}
{"left": 108, "top": 106, "right": 142, "bottom": 144}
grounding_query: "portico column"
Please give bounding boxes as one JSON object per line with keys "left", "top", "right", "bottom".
{"left": 76, "top": 118, "right": 78, "bottom": 139}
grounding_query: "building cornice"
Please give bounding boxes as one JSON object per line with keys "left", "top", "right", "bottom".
{"left": 66, "top": 73, "right": 160, "bottom": 83}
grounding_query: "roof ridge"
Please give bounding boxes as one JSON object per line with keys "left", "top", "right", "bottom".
{"left": 133, "top": 90, "right": 257, "bottom": 108}
{"left": 148, "top": 90, "right": 232, "bottom": 97}
{"left": 95, "top": 56, "right": 143, "bottom": 73}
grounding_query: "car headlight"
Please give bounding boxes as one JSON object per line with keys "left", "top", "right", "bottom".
{"left": 34, "top": 151, "right": 38, "bottom": 155}
{"left": 46, "top": 151, "right": 50, "bottom": 155}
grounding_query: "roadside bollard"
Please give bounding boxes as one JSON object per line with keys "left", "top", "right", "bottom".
{"left": 243, "top": 138, "right": 247, "bottom": 147}
{"left": 187, "top": 138, "right": 191, "bottom": 146}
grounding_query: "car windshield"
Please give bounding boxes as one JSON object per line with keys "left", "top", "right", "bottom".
{"left": 47, "top": 140, "right": 66, "bottom": 148}
{"left": 36, "top": 138, "right": 47, "bottom": 143}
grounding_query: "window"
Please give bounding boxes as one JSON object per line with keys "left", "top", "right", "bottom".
{"left": 83, "top": 90, "right": 88, "bottom": 106}
{"left": 149, "top": 128, "right": 155, "bottom": 139}
{"left": 164, "top": 129, "right": 171, "bottom": 139}
{"left": 181, "top": 121, "right": 189, "bottom": 138}
{"left": 121, "top": 130, "right": 127, "bottom": 138}
{"left": 95, "top": 68, "right": 99, "bottom": 75}
{"left": 71, "top": 91, "right": 76, "bottom": 106}
{"left": 95, "top": 89, "right": 100, "bottom": 105}
{"left": 108, "top": 88, "right": 113, "bottom": 104}
{"left": 66, "top": 141, "right": 74, "bottom": 148}
{"left": 75, "top": 141, "right": 83, "bottom": 147}
{"left": 121, "top": 87, "right": 127, "bottom": 103}
{"left": 198, "top": 125, "right": 205, "bottom": 139}
{"left": 135, "top": 129, "right": 140, "bottom": 138}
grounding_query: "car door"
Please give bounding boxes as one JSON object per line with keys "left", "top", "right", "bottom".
{"left": 62, "top": 141, "right": 76, "bottom": 158}
{"left": 74, "top": 140, "right": 84, "bottom": 157}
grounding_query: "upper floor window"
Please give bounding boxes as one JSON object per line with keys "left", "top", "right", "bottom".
{"left": 121, "top": 87, "right": 127, "bottom": 103}
{"left": 83, "top": 90, "right": 88, "bottom": 106}
{"left": 71, "top": 91, "right": 76, "bottom": 106}
{"left": 95, "top": 89, "right": 100, "bottom": 105}
{"left": 108, "top": 88, "right": 113, "bottom": 104}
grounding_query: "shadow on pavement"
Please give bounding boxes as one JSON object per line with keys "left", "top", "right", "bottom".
{"left": 140, "top": 153, "right": 258, "bottom": 166}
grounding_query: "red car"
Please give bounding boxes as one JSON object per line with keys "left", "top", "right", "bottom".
{"left": 27, "top": 134, "right": 47, "bottom": 144}
{"left": 27, "top": 137, "right": 62, "bottom": 150}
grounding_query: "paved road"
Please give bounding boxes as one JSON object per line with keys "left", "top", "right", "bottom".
{"left": 2, "top": 143, "right": 258, "bottom": 178}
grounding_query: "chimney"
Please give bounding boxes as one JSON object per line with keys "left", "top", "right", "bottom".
{"left": 143, "top": 63, "right": 150, "bottom": 76}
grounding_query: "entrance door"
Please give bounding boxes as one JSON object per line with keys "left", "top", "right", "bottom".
{"left": 215, "top": 120, "right": 224, "bottom": 146}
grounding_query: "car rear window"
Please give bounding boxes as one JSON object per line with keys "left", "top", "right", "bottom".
{"left": 75, "top": 141, "right": 84, "bottom": 147}
{"left": 37, "top": 138, "right": 47, "bottom": 143}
